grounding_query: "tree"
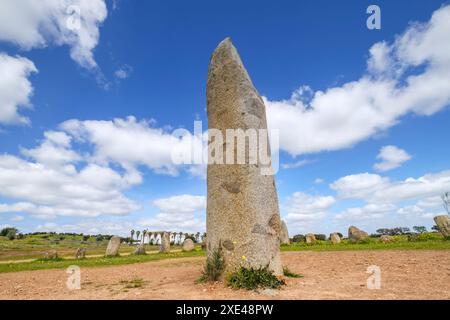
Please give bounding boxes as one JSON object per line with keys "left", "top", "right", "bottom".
{"left": 1, "top": 227, "right": 18, "bottom": 237}
{"left": 130, "top": 229, "right": 135, "bottom": 242}
{"left": 136, "top": 230, "right": 140, "bottom": 242}
{"left": 6, "top": 229, "right": 17, "bottom": 240}
{"left": 443, "top": 192, "right": 450, "bottom": 214}
{"left": 413, "top": 226, "right": 427, "bottom": 234}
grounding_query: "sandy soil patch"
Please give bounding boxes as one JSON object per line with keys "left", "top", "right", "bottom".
{"left": 0, "top": 250, "right": 449, "bottom": 300}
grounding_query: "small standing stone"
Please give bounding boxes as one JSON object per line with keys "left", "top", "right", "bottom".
{"left": 105, "top": 236, "right": 121, "bottom": 257}
{"left": 305, "top": 234, "right": 316, "bottom": 244}
{"left": 134, "top": 244, "right": 146, "bottom": 255}
{"left": 75, "top": 248, "right": 86, "bottom": 259}
{"left": 379, "top": 235, "right": 394, "bottom": 243}
{"left": 280, "top": 221, "right": 290, "bottom": 245}
{"left": 182, "top": 239, "right": 195, "bottom": 252}
{"left": 434, "top": 215, "right": 450, "bottom": 237}
{"left": 159, "top": 232, "right": 171, "bottom": 253}
{"left": 348, "top": 226, "right": 369, "bottom": 242}
{"left": 330, "top": 233, "right": 341, "bottom": 244}
{"left": 44, "top": 250, "right": 58, "bottom": 260}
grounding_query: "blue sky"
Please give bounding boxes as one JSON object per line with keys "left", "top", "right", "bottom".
{"left": 0, "top": 0, "right": 449, "bottom": 237}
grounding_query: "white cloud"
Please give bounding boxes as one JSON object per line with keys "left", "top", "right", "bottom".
{"left": 0, "top": 53, "right": 37, "bottom": 125}
{"left": 284, "top": 192, "right": 335, "bottom": 233}
{"left": 0, "top": 0, "right": 108, "bottom": 70}
{"left": 60, "top": 116, "right": 202, "bottom": 176}
{"left": 152, "top": 194, "right": 206, "bottom": 214}
{"left": 374, "top": 145, "right": 411, "bottom": 172}
{"left": 335, "top": 203, "right": 396, "bottom": 221}
{"left": 331, "top": 170, "right": 450, "bottom": 204}
{"left": 35, "top": 219, "right": 134, "bottom": 236}
{"left": 282, "top": 159, "right": 314, "bottom": 169}
{"left": 10, "top": 215, "right": 24, "bottom": 222}
{"left": 265, "top": 4, "right": 450, "bottom": 156}
{"left": 138, "top": 194, "right": 206, "bottom": 232}
{"left": 0, "top": 129, "right": 141, "bottom": 219}
{"left": 114, "top": 65, "right": 132, "bottom": 80}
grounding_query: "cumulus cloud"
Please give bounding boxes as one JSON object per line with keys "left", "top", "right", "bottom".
{"left": 35, "top": 219, "right": 134, "bottom": 236}
{"left": 138, "top": 194, "right": 206, "bottom": 232}
{"left": 0, "top": 130, "right": 141, "bottom": 219}
{"left": 60, "top": 116, "right": 202, "bottom": 176}
{"left": 331, "top": 170, "right": 450, "bottom": 204}
{"left": 283, "top": 192, "right": 335, "bottom": 233}
{"left": 373, "top": 145, "right": 411, "bottom": 172}
{"left": 265, "top": 4, "right": 450, "bottom": 156}
{"left": 0, "top": 0, "right": 107, "bottom": 70}
{"left": 152, "top": 194, "right": 206, "bottom": 214}
{"left": 0, "top": 53, "right": 37, "bottom": 125}
{"left": 329, "top": 170, "right": 450, "bottom": 229}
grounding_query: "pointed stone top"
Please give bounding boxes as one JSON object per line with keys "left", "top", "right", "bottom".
{"left": 209, "top": 37, "right": 244, "bottom": 69}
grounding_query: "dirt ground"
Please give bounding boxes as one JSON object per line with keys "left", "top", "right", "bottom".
{"left": 0, "top": 250, "right": 449, "bottom": 300}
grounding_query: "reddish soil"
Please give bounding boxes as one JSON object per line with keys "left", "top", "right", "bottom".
{"left": 0, "top": 250, "right": 449, "bottom": 300}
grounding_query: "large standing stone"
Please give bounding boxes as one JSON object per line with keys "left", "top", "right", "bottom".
{"left": 75, "top": 248, "right": 86, "bottom": 259}
{"left": 159, "top": 232, "right": 171, "bottom": 253}
{"left": 44, "top": 250, "right": 58, "bottom": 260}
{"left": 182, "top": 239, "right": 195, "bottom": 252}
{"left": 434, "top": 215, "right": 450, "bottom": 237}
{"left": 330, "top": 233, "right": 341, "bottom": 244}
{"left": 305, "top": 234, "right": 316, "bottom": 244}
{"left": 279, "top": 221, "right": 290, "bottom": 245}
{"left": 348, "top": 226, "right": 369, "bottom": 242}
{"left": 206, "top": 38, "right": 283, "bottom": 276}
{"left": 105, "top": 236, "right": 121, "bottom": 257}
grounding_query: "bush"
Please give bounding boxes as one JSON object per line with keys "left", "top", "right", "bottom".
{"left": 6, "top": 229, "right": 16, "bottom": 240}
{"left": 227, "top": 266, "right": 285, "bottom": 290}
{"left": 1, "top": 227, "right": 18, "bottom": 237}
{"left": 408, "top": 232, "right": 443, "bottom": 242}
{"left": 314, "top": 234, "right": 326, "bottom": 241}
{"left": 197, "top": 248, "right": 225, "bottom": 283}
{"left": 292, "top": 234, "right": 305, "bottom": 243}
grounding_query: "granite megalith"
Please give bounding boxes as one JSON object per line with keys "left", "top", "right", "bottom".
{"left": 206, "top": 38, "right": 283, "bottom": 276}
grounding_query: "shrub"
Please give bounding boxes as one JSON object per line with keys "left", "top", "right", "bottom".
{"left": 1, "top": 227, "right": 18, "bottom": 237}
{"left": 314, "top": 234, "right": 326, "bottom": 241}
{"left": 6, "top": 229, "right": 16, "bottom": 240}
{"left": 292, "top": 234, "right": 305, "bottom": 243}
{"left": 227, "top": 266, "right": 285, "bottom": 290}
{"left": 197, "top": 248, "right": 225, "bottom": 283}
{"left": 283, "top": 266, "right": 303, "bottom": 278}
{"left": 408, "top": 232, "right": 443, "bottom": 242}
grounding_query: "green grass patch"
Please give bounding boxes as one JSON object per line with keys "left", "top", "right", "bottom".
{"left": 0, "top": 250, "right": 205, "bottom": 273}
{"left": 282, "top": 235, "right": 450, "bottom": 252}
{"left": 282, "top": 266, "right": 303, "bottom": 278}
{"left": 227, "top": 266, "right": 285, "bottom": 290}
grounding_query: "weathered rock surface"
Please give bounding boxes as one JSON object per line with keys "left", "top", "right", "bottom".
{"left": 330, "top": 233, "right": 341, "bottom": 244}
{"left": 280, "top": 221, "right": 290, "bottom": 245}
{"left": 105, "top": 236, "right": 121, "bottom": 257}
{"left": 434, "top": 215, "right": 450, "bottom": 237}
{"left": 134, "top": 244, "right": 146, "bottom": 255}
{"left": 182, "top": 239, "right": 195, "bottom": 252}
{"left": 206, "top": 38, "right": 282, "bottom": 276}
{"left": 305, "top": 234, "right": 316, "bottom": 244}
{"left": 159, "top": 232, "right": 171, "bottom": 253}
{"left": 380, "top": 235, "right": 394, "bottom": 243}
{"left": 348, "top": 226, "right": 369, "bottom": 242}
{"left": 75, "top": 248, "right": 86, "bottom": 259}
{"left": 44, "top": 250, "right": 58, "bottom": 260}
